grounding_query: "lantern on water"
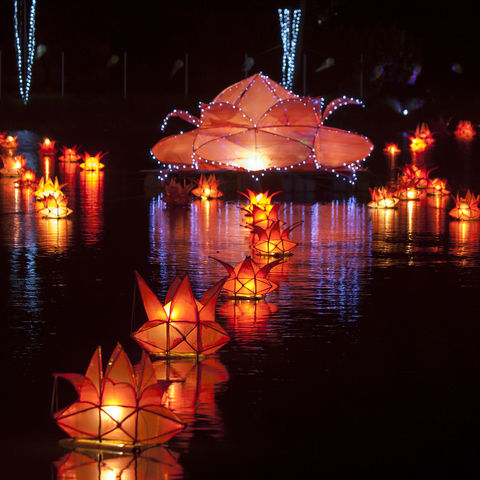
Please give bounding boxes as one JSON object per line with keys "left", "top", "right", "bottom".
{"left": 162, "top": 177, "right": 194, "bottom": 205}
{"left": 395, "top": 186, "right": 422, "bottom": 201}
{"left": 426, "top": 178, "right": 450, "bottom": 196}
{"left": 383, "top": 143, "right": 400, "bottom": 157}
{"left": 132, "top": 272, "right": 230, "bottom": 357}
{"left": 454, "top": 120, "right": 476, "bottom": 141}
{"left": 246, "top": 203, "right": 283, "bottom": 229}
{"left": 80, "top": 152, "right": 106, "bottom": 171}
{"left": 35, "top": 176, "right": 65, "bottom": 201}
{"left": 368, "top": 186, "right": 399, "bottom": 208}
{"left": 0, "top": 154, "right": 27, "bottom": 176}
{"left": 397, "top": 164, "right": 430, "bottom": 189}
{"left": 53, "top": 343, "right": 185, "bottom": 447}
{"left": 249, "top": 221, "right": 300, "bottom": 256}
{"left": 449, "top": 190, "right": 480, "bottom": 220}
{"left": 191, "top": 174, "right": 223, "bottom": 199}
{"left": 213, "top": 256, "right": 282, "bottom": 299}
{"left": 15, "top": 167, "right": 36, "bottom": 187}
{"left": 38, "top": 137, "right": 56, "bottom": 155}
{"left": 0, "top": 135, "right": 18, "bottom": 151}
{"left": 39, "top": 195, "right": 73, "bottom": 218}
{"left": 239, "top": 189, "right": 280, "bottom": 215}
{"left": 59, "top": 146, "right": 82, "bottom": 162}
{"left": 409, "top": 123, "right": 435, "bottom": 152}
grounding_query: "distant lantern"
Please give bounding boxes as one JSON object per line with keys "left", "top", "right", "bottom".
{"left": 213, "top": 256, "right": 283, "bottom": 299}
{"left": 397, "top": 164, "right": 430, "bottom": 189}
{"left": 449, "top": 190, "right": 480, "bottom": 220}
{"left": 0, "top": 135, "right": 19, "bottom": 152}
{"left": 249, "top": 221, "right": 300, "bottom": 256}
{"left": 132, "top": 272, "right": 230, "bottom": 357}
{"left": 15, "top": 167, "right": 36, "bottom": 187}
{"left": 383, "top": 143, "right": 401, "bottom": 157}
{"left": 454, "top": 120, "right": 476, "bottom": 141}
{"left": 240, "top": 189, "right": 281, "bottom": 216}
{"left": 162, "top": 177, "right": 194, "bottom": 205}
{"left": 409, "top": 123, "right": 435, "bottom": 151}
{"left": 53, "top": 344, "right": 185, "bottom": 447}
{"left": 191, "top": 174, "right": 223, "bottom": 199}
{"left": 59, "top": 146, "right": 82, "bottom": 162}
{"left": 368, "top": 186, "right": 399, "bottom": 208}
{"left": 426, "top": 178, "right": 450, "bottom": 196}
{"left": 38, "top": 137, "right": 57, "bottom": 155}
{"left": 0, "top": 153, "right": 27, "bottom": 176}
{"left": 80, "top": 152, "right": 106, "bottom": 171}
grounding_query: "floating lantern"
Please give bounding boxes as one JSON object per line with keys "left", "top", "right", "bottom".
{"left": 239, "top": 188, "right": 281, "bottom": 215}
{"left": 383, "top": 143, "right": 401, "bottom": 156}
{"left": 132, "top": 272, "right": 230, "bottom": 357}
{"left": 409, "top": 136, "right": 427, "bottom": 152}
{"left": 53, "top": 343, "right": 184, "bottom": 447}
{"left": 397, "top": 164, "right": 430, "bottom": 189}
{"left": 15, "top": 167, "right": 36, "bottom": 187}
{"left": 0, "top": 153, "right": 27, "bottom": 176}
{"left": 449, "top": 190, "right": 480, "bottom": 220}
{"left": 0, "top": 135, "right": 18, "bottom": 151}
{"left": 162, "top": 177, "right": 194, "bottom": 205}
{"left": 152, "top": 73, "right": 373, "bottom": 177}
{"left": 249, "top": 221, "right": 300, "bottom": 256}
{"left": 39, "top": 195, "right": 73, "bottom": 218}
{"left": 38, "top": 137, "right": 56, "bottom": 155}
{"left": 246, "top": 203, "right": 283, "bottom": 229}
{"left": 80, "top": 152, "right": 106, "bottom": 171}
{"left": 191, "top": 174, "right": 223, "bottom": 199}
{"left": 454, "top": 120, "right": 476, "bottom": 141}
{"left": 368, "top": 186, "right": 399, "bottom": 208}
{"left": 426, "top": 177, "right": 450, "bottom": 196}
{"left": 35, "top": 176, "right": 65, "bottom": 200}
{"left": 395, "top": 186, "right": 422, "bottom": 201}
{"left": 59, "top": 146, "right": 82, "bottom": 162}
{"left": 213, "top": 256, "right": 283, "bottom": 299}
{"left": 409, "top": 123, "right": 435, "bottom": 152}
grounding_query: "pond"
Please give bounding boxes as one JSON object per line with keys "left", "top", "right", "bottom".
{"left": 2, "top": 130, "right": 480, "bottom": 478}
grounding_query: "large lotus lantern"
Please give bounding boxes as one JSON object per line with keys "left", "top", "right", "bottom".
{"left": 35, "top": 176, "right": 65, "bottom": 201}
{"left": 449, "top": 190, "right": 480, "bottom": 220}
{"left": 249, "top": 221, "right": 300, "bottom": 256}
{"left": 0, "top": 135, "right": 18, "bottom": 151}
{"left": 246, "top": 203, "right": 283, "bottom": 229}
{"left": 162, "top": 177, "right": 194, "bottom": 205}
{"left": 80, "top": 152, "right": 106, "bottom": 171}
{"left": 132, "top": 272, "right": 230, "bottom": 357}
{"left": 59, "top": 145, "right": 82, "bottom": 162}
{"left": 38, "top": 137, "right": 56, "bottom": 155}
{"left": 368, "top": 186, "right": 399, "bottom": 208}
{"left": 0, "top": 154, "right": 27, "bottom": 176}
{"left": 191, "top": 174, "right": 223, "bottom": 199}
{"left": 213, "top": 256, "right": 283, "bottom": 299}
{"left": 397, "top": 164, "right": 430, "bottom": 189}
{"left": 454, "top": 120, "right": 476, "bottom": 141}
{"left": 53, "top": 344, "right": 185, "bottom": 448}
{"left": 240, "top": 188, "right": 280, "bottom": 215}
{"left": 426, "top": 177, "right": 450, "bottom": 196}
{"left": 39, "top": 195, "right": 73, "bottom": 218}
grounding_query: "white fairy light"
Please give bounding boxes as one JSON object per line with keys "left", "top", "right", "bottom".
{"left": 278, "top": 8, "right": 301, "bottom": 90}
{"left": 14, "top": 0, "right": 37, "bottom": 104}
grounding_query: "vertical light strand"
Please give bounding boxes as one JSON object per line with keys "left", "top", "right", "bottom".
{"left": 14, "top": 0, "right": 37, "bottom": 104}
{"left": 278, "top": 8, "right": 301, "bottom": 91}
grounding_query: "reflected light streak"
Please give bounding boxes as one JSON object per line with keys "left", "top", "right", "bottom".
{"left": 79, "top": 170, "right": 104, "bottom": 245}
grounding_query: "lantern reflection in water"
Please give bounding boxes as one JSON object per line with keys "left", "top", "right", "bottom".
{"left": 55, "top": 445, "right": 183, "bottom": 480}
{"left": 449, "top": 220, "right": 480, "bottom": 259}
{"left": 395, "top": 186, "right": 422, "bottom": 201}
{"left": 80, "top": 170, "right": 104, "bottom": 244}
{"left": 37, "top": 214, "right": 72, "bottom": 253}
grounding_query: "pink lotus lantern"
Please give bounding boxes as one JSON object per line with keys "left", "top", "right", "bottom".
{"left": 59, "top": 146, "right": 82, "bottom": 162}
{"left": 152, "top": 73, "right": 373, "bottom": 175}
{"left": 191, "top": 174, "right": 223, "bottom": 199}
{"left": 454, "top": 120, "right": 476, "bottom": 141}
{"left": 368, "top": 186, "right": 399, "bottom": 208}
{"left": 80, "top": 152, "right": 106, "bottom": 171}
{"left": 426, "top": 178, "right": 450, "bottom": 196}
{"left": 38, "top": 137, "right": 56, "bottom": 155}
{"left": 449, "top": 191, "right": 480, "bottom": 220}
{"left": 0, "top": 154, "right": 27, "bottom": 176}
{"left": 162, "top": 177, "right": 194, "bottom": 205}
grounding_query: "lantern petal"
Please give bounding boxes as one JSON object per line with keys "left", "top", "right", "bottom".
{"left": 104, "top": 343, "right": 136, "bottom": 387}
{"left": 135, "top": 271, "right": 168, "bottom": 322}
{"left": 134, "top": 351, "right": 159, "bottom": 395}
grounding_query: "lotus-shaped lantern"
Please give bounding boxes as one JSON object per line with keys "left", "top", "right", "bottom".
{"left": 162, "top": 177, "right": 194, "bottom": 205}
{"left": 409, "top": 123, "right": 435, "bottom": 152}
{"left": 249, "top": 221, "right": 300, "bottom": 256}
{"left": 80, "top": 152, "right": 106, "bottom": 171}
{"left": 191, "top": 174, "right": 223, "bottom": 199}
{"left": 132, "top": 272, "right": 230, "bottom": 357}
{"left": 0, "top": 135, "right": 18, "bottom": 151}
{"left": 38, "top": 137, "right": 56, "bottom": 155}
{"left": 15, "top": 167, "right": 37, "bottom": 187}
{"left": 39, "top": 195, "right": 73, "bottom": 218}
{"left": 397, "top": 164, "right": 431, "bottom": 189}
{"left": 395, "top": 186, "right": 422, "bottom": 201}
{"left": 368, "top": 186, "right": 399, "bottom": 208}
{"left": 383, "top": 143, "right": 401, "bottom": 157}
{"left": 426, "top": 178, "right": 450, "bottom": 196}
{"left": 152, "top": 73, "right": 373, "bottom": 175}
{"left": 0, "top": 154, "right": 27, "bottom": 176}
{"left": 449, "top": 191, "right": 480, "bottom": 220}
{"left": 213, "top": 256, "right": 282, "bottom": 299}
{"left": 245, "top": 203, "right": 283, "bottom": 229}
{"left": 35, "top": 176, "right": 65, "bottom": 200}
{"left": 59, "top": 146, "right": 82, "bottom": 162}
{"left": 53, "top": 343, "right": 185, "bottom": 447}
{"left": 454, "top": 120, "right": 476, "bottom": 141}
{"left": 239, "top": 188, "right": 281, "bottom": 214}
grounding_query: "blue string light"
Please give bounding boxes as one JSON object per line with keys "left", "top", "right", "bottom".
{"left": 278, "top": 8, "right": 301, "bottom": 91}
{"left": 14, "top": 0, "right": 37, "bottom": 104}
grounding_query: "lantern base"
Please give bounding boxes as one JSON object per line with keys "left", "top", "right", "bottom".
{"left": 59, "top": 438, "right": 152, "bottom": 453}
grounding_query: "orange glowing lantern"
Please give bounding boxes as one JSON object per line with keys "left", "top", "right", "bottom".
{"left": 240, "top": 189, "right": 280, "bottom": 215}
{"left": 39, "top": 195, "right": 73, "bottom": 218}
{"left": 454, "top": 120, "right": 476, "bottom": 141}
{"left": 59, "top": 145, "right": 82, "bottom": 162}
{"left": 0, "top": 153, "right": 27, "bottom": 176}
{"left": 409, "top": 136, "right": 427, "bottom": 152}
{"left": 383, "top": 143, "right": 401, "bottom": 156}
{"left": 368, "top": 186, "right": 399, "bottom": 208}
{"left": 0, "top": 135, "right": 18, "bottom": 151}
{"left": 246, "top": 203, "right": 283, "bottom": 229}
{"left": 162, "top": 177, "right": 194, "bottom": 205}
{"left": 191, "top": 174, "right": 223, "bottom": 199}
{"left": 53, "top": 343, "right": 184, "bottom": 448}
{"left": 249, "top": 221, "right": 300, "bottom": 256}
{"left": 426, "top": 177, "right": 450, "bottom": 196}
{"left": 80, "top": 152, "right": 106, "bottom": 171}
{"left": 213, "top": 256, "right": 282, "bottom": 299}
{"left": 397, "top": 164, "right": 430, "bottom": 189}
{"left": 132, "top": 272, "right": 230, "bottom": 357}
{"left": 35, "top": 176, "right": 65, "bottom": 200}
{"left": 15, "top": 167, "right": 37, "bottom": 187}
{"left": 409, "top": 122, "right": 435, "bottom": 151}
{"left": 449, "top": 190, "right": 480, "bottom": 220}
{"left": 38, "top": 137, "right": 57, "bottom": 155}
{"left": 395, "top": 186, "right": 422, "bottom": 201}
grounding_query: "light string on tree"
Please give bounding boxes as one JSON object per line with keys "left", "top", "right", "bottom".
{"left": 278, "top": 8, "right": 301, "bottom": 91}
{"left": 14, "top": 0, "right": 37, "bottom": 104}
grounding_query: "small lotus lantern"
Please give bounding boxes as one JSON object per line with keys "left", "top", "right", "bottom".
{"left": 449, "top": 191, "right": 480, "bottom": 220}
{"left": 249, "top": 221, "right": 300, "bottom": 256}
{"left": 59, "top": 146, "right": 82, "bottom": 162}
{"left": 132, "top": 272, "right": 230, "bottom": 357}
{"left": 162, "top": 177, "right": 194, "bottom": 205}
{"left": 368, "top": 186, "right": 399, "bottom": 208}
{"left": 426, "top": 178, "right": 450, "bottom": 196}
{"left": 246, "top": 203, "right": 283, "bottom": 229}
{"left": 38, "top": 137, "right": 56, "bottom": 155}
{"left": 53, "top": 343, "right": 184, "bottom": 448}
{"left": 15, "top": 167, "right": 37, "bottom": 187}
{"left": 80, "top": 152, "right": 106, "bottom": 171}
{"left": 409, "top": 123, "right": 435, "bottom": 152}
{"left": 191, "top": 174, "right": 223, "bottom": 199}
{"left": 213, "top": 256, "right": 283, "bottom": 299}
{"left": 454, "top": 120, "right": 476, "bottom": 141}
{"left": 0, "top": 154, "right": 27, "bottom": 176}
{"left": 397, "top": 164, "right": 430, "bottom": 189}
{"left": 383, "top": 143, "right": 401, "bottom": 157}
{"left": 0, "top": 135, "right": 18, "bottom": 151}
{"left": 39, "top": 195, "right": 73, "bottom": 218}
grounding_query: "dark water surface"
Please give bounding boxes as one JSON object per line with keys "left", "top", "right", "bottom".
{"left": 2, "top": 131, "right": 480, "bottom": 478}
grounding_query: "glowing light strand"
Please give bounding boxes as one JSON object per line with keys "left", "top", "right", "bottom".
{"left": 278, "top": 8, "right": 301, "bottom": 90}
{"left": 14, "top": 0, "right": 37, "bottom": 104}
